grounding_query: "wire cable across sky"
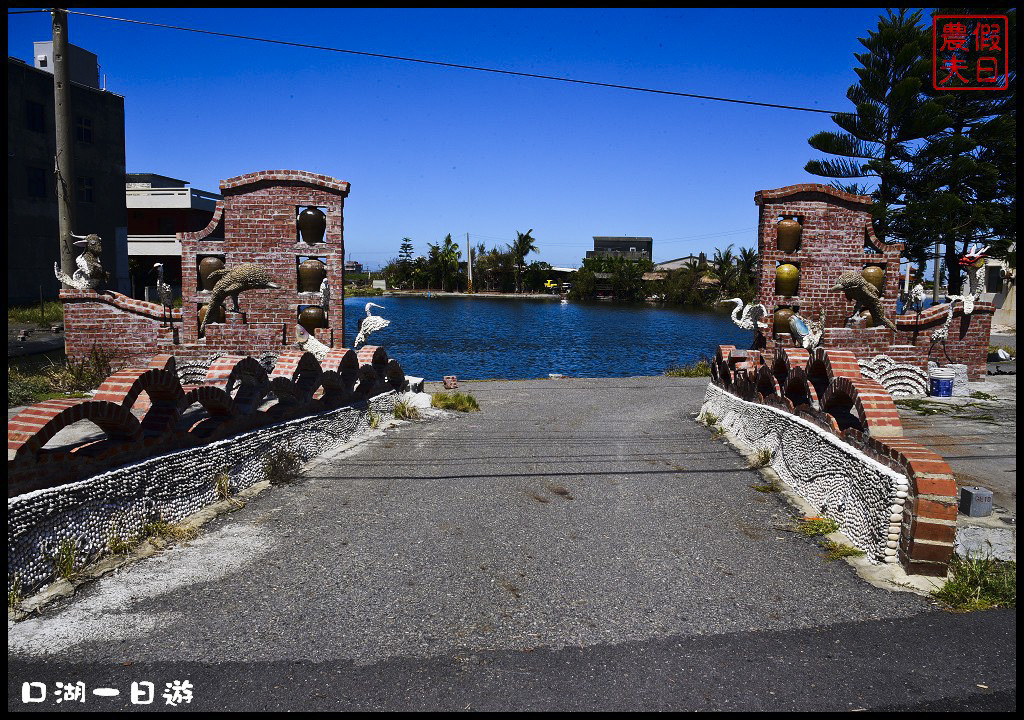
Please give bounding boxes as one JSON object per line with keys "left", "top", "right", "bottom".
{"left": 32, "top": 8, "right": 848, "bottom": 116}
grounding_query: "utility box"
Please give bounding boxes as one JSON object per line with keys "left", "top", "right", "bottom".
{"left": 959, "top": 486, "right": 993, "bottom": 517}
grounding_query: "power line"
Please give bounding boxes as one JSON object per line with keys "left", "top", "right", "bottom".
{"left": 50, "top": 9, "right": 845, "bottom": 115}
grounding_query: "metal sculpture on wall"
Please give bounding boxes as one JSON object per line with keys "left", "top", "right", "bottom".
{"left": 720, "top": 298, "right": 769, "bottom": 330}
{"left": 831, "top": 271, "right": 898, "bottom": 331}
{"left": 789, "top": 308, "right": 826, "bottom": 350}
{"left": 354, "top": 302, "right": 390, "bottom": 348}
{"left": 53, "top": 233, "right": 109, "bottom": 291}
{"left": 200, "top": 263, "right": 282, "bottom": 333}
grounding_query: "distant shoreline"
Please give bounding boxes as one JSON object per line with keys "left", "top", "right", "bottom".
{"left": 380, "top": 291, "right": 563, "bottom": 300}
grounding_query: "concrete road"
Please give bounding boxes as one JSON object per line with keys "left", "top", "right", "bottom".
{"left": 7, "top": 377, "right": 1016, "bottom": 711}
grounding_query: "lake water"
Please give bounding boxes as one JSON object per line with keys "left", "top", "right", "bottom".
{"left": 343, "top": 295, "right": 752, "bottom": 381}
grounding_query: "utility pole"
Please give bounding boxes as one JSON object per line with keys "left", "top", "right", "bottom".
{"left": 53, "top": 8, "right": 76, "bottom": 287}
{"left": 932, "top": 239, "right": 942, "bottom": 303}
{"left": 466, "top": 232, "right": 473, "bottom": 293}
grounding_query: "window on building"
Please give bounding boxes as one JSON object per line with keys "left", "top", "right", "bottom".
{"left": 76, "top": 115, "right": 93, "bottom": 143}
{"left": 76, "top": 176, "right": 95, "bottom": 203}
{"left": 26, "top": 101, "right": 45, "bottom": 132}
{"left": 26, "top": 166, "right": 48, "bottom": 198}
{"left": 986, "top": 265, "right": 1003, "bottom": 293}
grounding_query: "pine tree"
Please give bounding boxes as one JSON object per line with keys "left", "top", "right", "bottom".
{"left": 804, "top": 9, "right": 947, "bottom": 242}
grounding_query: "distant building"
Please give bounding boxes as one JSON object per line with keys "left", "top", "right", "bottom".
{"left": 126, "top": 173, "right": 221, "bottom": 297}
{"left": 585, "top": 236, "right": 653, "bottom": 262}
{"left": 7, "top": 46, "right": 128, "bottom": 304}
{"left": 344, "top": 260, "right": 364, "bottom": 274}
{"left": 655, "top": 253, "right": 706, "bottom": 271}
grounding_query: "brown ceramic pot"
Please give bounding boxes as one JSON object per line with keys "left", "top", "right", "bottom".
{"left": 198, "top": 303, "right": 225, "bottom": 334}
{"left": 297, "top": 258, "right": 327, "bottom": 292}
{"left": 198, "top": 256, "right": 225, "bottom": 291}
{"left": 298, "top": 305, "right": 328, "bottom": 334}
{"left": 773, "top": 307, "right": 795, "bottom": 334}
{"left": 775, "top": 263, "right": 800, "bottom": 296}
{"left": 862, "top": 265, "right": 885, "bottom": 295}
{"left": 776, "top": 217, "right": 802, "bottom": 253}
{"left": 297, "top": 207, "right": 326, "bottom": 245}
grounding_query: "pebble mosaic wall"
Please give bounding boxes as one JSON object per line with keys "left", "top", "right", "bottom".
{"left": 8, "top": 392, "right": 398, "bottom": 595}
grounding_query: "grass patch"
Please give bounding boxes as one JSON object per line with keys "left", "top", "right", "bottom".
{"left": 969, "top": 391, "right": 997, "bottom": 401}
{"left": 368, "top": 411, "right": 382, "bottom": 429}
{"left": 933, "top": 554, "right": 1016, "bottom": 612}
{"left": 107, "top": 533, "right": 138, "bottom": 555}
{"left": 393, "top": 400, "right": 419, "bottom": 421}
{"left": 751, "top": 478, "right": 780, "bottom": 493}
{"left": 821, "top": 540, "right": 865, "bottom": 561}
{"left": 8, "top": 346, "right": 124, "bottom": 407}
{"left": 790, "top": 516, "right": 840, "bottom": 537}
{"left": 749, "top": 448, "right": 773, "bottom": 469}
{"left": 9, "top": 576, "right": 23, "bottom": 609}
{"left": 52, "top": 538, "right": 79, "bottom": 580}
{"left": 431, "top": 392, "right": 481, "bottom": 412}
{"left": 665, "top": 358, "right": 712, "bottom": 377}
{"left": 140, "top": 517, "right": 198, "bottom": 545}
{"left": 8, "top": 301, "right": 64, "bottom": 326}
{"left": 264, "top": 448, "right": 302, "bottom": 485}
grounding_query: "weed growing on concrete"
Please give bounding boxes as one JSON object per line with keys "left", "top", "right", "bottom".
{"left": 264, "top": 448, "right": 302, "bottom": 485}
{"left": 664, "top": 358, "right": 712, "bottom": 377}
{"left": 368, "top": 411, "right": 382, "bottom": 429}
{"left": 750, "top": 478, "right": 780, "bottom": 493}
{"left": 141, "top": 517, "right": 198, "bottom": 544}
{"left": 821, "top": 540, "right": 865, "bottom": 561}
{"left": 933, "top": 553, "right": 1016, "bottom": 611}
{"left": 215, "top": 471, "right": 233, "bottom": 501}
{"left": 107, "top": 534, "right": 138, "bottom": 555}
{"left": 790, "top": 516, "right": 840, "bottom": 537}
{"left": 750, "top": 448, "right": 773, "bottom": 469}
{"left": 431, "top": 392, "right": 480, "bottom": 412}
{"left": 8, "top": 575, "right": 23, "bottom": 609}
{"left": 393, "top": 400, "right": 419, "bottom": 420}
{"left": 969, "top": 391, "right": 997, "bottom": 401}
{"left": 52, "top": 538, "right": 78, "bottom": 580}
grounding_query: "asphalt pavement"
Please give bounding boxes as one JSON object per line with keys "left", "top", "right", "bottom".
{"left": 7, "top": 377, "right": 1016, "bottom": 711}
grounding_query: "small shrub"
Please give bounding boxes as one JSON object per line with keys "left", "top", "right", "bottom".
{"left": 431, "top": 392, "right": 481, "bottom": 412}
{"left": 264, "top": 447, "right": 302, "bottom": 485}
{"left": 790, "top": 516, "right": 840, "bottom": 537}
{"left": 393, "top": 400, "right": 419, "bottom": 421}
{"left": 933, "top": 554, "right": 1016, "bottom": 612}
{"left": 822, "top": 540, "right": 865, "bottom": 561}
{"left": 664, "top": 358, "right": 712, "bottom": 377}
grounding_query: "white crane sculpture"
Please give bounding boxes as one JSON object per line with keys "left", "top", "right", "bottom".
{"left": 719, "top": 298, "right": 769, "bottom": 330}
{"left": 319, "top": 277, "right": 330, "bottom": 316}
{"left": 930, "top": 244, "right": 988, "bottom": 360}
{"left": 296, "top": 325, "right": 331, "bottom": 361}
{"left": 354, "top": 302, "right": 390, "bottom": 348}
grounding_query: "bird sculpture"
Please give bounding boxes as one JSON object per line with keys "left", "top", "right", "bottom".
{"left": 54, "top": 233, "right": 109, "bottom": 291}
{"left": 719, "top": 298, "right": 769, "bottom": 331}
{"left": 354, "top": 302, "right": 390, "bottom": 348}
{"left": 930, "top": 246, "right": 989, "bottom": 360}
{"left": 319, "top": 277, "right": 330, "bottom": 315}
{"left": 200, "top": 263, "right": 282, "bottom": 333}
{"left": 908, "top": 283, "right": 926, "bottom": 313}
{"left": 152, "top": 262, "right": 173, "bottom": 323}
{"left": 831, "top": 271, "right": 897, "bottom": 332}
{"left": 789, "top": 307, "right": 827, "bottom": 350}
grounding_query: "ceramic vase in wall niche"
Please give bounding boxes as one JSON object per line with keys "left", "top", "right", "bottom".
{"left": 297, "top": 207, "right": 326, "bottom": 245}
{"left": 776, "top": 216, "right": 802, "bottom": 253}
{"left": 775, "top": 263, "right": 800, "bottom": 296}
{"left": 773, "top": 307, "right": 795, "bottom": 334}
{"left": 297, "top": 258, "right": 327, "bottom": 292}
{"left": 198, "top": 256, "right": 225, "bottom": 291}
{"left": 298, "top": 305, "right": 328, "bottom": 334}
{"left": 198, "top": 303, "right": 225, "bottom": 333}
{"left": 862, "top": 265, "right": 885, "bottom": 295}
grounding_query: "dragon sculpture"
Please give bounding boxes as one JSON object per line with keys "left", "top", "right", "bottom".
{"left": 54, "top": 233, "right": 109, "bottom": 291}
{"left": 831, "top": 271, "right": 898, "bottom": 332}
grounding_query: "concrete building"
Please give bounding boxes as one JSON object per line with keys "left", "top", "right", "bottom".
{"left": 655, "top": 253, "right": 706, "bottom": 271}
{"left": 585, "top": 236, "right": 653, "bottom": 262}
{"left": 7, "top": 45, "right": 128, "bottom": 304}
{"left": 126, "top": 173, "right": 221, "bottom": 297}
{"left": 344, "top": 259, "right": 364, "bottom": 274}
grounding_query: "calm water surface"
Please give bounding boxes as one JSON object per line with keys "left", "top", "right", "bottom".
{"left": 343, "top": 295, "right": 752, "bottom": 381}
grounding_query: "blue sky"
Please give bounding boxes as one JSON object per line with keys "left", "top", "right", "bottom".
{"left": 8, "top": 8, "right": 894, "bottom": 269}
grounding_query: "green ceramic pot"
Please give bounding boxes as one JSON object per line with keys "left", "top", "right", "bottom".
{"left": 776, "top": 217, "right": 802, "bottom": 253}
{"left": 775, "top": 263, "right": 800, "bottom": 297}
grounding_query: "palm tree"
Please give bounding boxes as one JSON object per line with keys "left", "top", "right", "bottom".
{"left": 511, "top": 229, "right": 538, "bottom": 293}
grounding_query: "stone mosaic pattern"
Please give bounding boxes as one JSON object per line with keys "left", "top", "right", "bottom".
{"left": 702, "top": 383, "right": 908, "bottom": 562}
{"left": 8, "top": 393, "right": 398, "bottom": 595}
{"left": 858, "top": 354, "right": 929, "bottom": 397}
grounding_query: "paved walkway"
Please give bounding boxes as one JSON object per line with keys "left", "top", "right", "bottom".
{"left": 7, "top": 377, "right": 1016, "bottom": 710}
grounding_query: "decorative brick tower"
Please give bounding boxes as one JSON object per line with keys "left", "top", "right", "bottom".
{"left": 179, "top": 170, "right": 350, "bottom": 355}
